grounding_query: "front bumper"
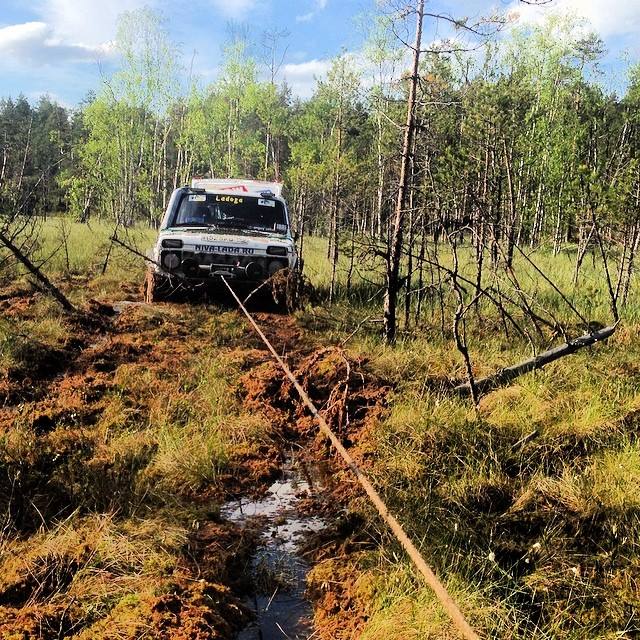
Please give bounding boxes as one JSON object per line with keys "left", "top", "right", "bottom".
{"left": 156, "top": 249, "right": 291, "bottom": 283}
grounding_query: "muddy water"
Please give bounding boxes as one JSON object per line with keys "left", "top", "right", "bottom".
{"left": 222, "top": 453, "right": 327, "bottom": 640}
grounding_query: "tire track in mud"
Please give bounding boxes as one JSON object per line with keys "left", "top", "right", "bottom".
{"left": 217, "top": 308, "right": 384, "bottom": 639}
{"left": 226, "top": 287, "right": 480, "bottom": 640}
{"left": 222, "top": 453, "right": 329, "bottom": 639}
{"left": 0, "top": 289, "right": 388, "bottom": 640}
{"left": 213, "top": 310, "right": 331, "bottom": 640}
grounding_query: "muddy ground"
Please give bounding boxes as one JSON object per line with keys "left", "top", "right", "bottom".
{"left": 3, "top": 279, "right": 639, "bottom": 639}
{"left": 0, "top": 283, "right": 388, "bottom": 639}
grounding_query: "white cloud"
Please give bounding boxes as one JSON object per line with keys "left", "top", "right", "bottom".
{"left": 0, "top": 21, "right": 112, "bottom": 65}
{"left": 27, "top": 90, "right": 71, "bottom": 108}
{"left": 209, "top": 0, "right": 258, "bottom": 20}
{"left": 295, "top": 0, "right": 328, "bottom": 24}
{"left": 282, "top": 50, "right": 408, "bottom": 99}
{"left": 0, "top": 0, "right": 142, "bottom": 68}
{"left": 507, "top": 0, "right": 640, "bottom": 38}
{"left": 40, "top": 0, "right": 148, "bottom": 46}
{"left": 296, "top": 12, "right": 315, "bottom": 23}
{"left": 282, "top": 58, "right": 332, "bottom": 98}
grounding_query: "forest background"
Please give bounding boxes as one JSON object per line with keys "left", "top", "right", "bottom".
{"left": 2, "top": 3, "right": 639, "bottom": 337}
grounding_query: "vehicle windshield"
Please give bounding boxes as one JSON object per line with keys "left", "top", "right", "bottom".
{"left": 171, "top": 193, "right": 288, "bottom": 233}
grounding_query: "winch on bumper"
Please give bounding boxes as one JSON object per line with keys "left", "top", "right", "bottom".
{"left": 146, "top": 236, "right": 295, "bottom": 300}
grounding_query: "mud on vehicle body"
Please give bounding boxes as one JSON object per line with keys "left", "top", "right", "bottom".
{"left": 144, "top": 179, "right": 299, "bottom": 303}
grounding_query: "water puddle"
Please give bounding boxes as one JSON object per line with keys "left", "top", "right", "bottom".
{"left": 221, "top": 453, "right": 327, "bottom": 640}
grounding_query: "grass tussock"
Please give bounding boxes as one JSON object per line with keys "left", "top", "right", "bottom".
{"left": 0, "top": 296, "right": 70, "bottom": 377}
{"left": 360, "top": 566, "right": 515, "bottom": 640}
{"left": 0, "top": 511, "right": 249, "bottom": 639}
{"left": 0, "top": 274, "right": 274, "bottom": 637}
{"left": 317, "top": 321, "right": 640, "bottom": 638}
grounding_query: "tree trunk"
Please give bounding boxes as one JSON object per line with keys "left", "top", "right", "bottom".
{"left": 454, "top": 325, "right": 616, "bottom": 398}
{"left": 383, "top": 0, "right": 424, "bottom": 344}
{"left": 0, "top": 231, "right": 75, "bottom": 313}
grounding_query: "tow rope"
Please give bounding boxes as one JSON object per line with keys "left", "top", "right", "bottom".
{"left": 220, "top": 276, "right": 481, "bottom": 640}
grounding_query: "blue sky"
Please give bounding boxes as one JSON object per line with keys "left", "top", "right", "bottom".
{"left": 0, "top": 0, "right": 639, "bottom": 107}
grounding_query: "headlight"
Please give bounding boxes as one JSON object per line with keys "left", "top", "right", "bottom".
{"left": 162, "top": 238, "right": 183, "bottom": 248}
{"left": 266, "top": 246, "right": 287, "bottom": 256}
{"left": 245, "top": 262, "right": 264, "bottom": 279}
{"left": 161, "top": 251, "right": 181, "bottom": 270}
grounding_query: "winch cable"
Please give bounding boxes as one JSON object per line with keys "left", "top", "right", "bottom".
{"left": 220, "top": 276, "right": 481, "bottom": 640}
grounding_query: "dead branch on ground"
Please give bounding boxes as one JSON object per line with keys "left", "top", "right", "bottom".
{"left": 454, "top": 324, "right": 616, "bottom": 398}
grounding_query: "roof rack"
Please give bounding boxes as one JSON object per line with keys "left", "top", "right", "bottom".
{"left": 190, "top": 178, "right": 283, "bottom": 198}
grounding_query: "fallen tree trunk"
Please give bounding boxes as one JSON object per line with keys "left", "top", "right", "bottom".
{"left": 0, "top": 230, "right": 75, "bottom": 313}
{"left": 454, "top": 325, "right": 617, "bottom": 398}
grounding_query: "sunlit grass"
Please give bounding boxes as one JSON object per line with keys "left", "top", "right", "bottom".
{"left": 36, "top": 218, "right": 156, "bottom": 275}
{"left": 346, "top": 317, "right": 640, "bottom": 637}
{"left": 588, "top": 443, "right": 640, "bottom": 511}
{"left": 304, "top": 233, "right": 640, "bottom": 330}
{"left": 15, "top": 218, "right": 640, "bottom": 330}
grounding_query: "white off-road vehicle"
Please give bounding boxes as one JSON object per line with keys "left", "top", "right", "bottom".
{"left": 144, "top": 178, "right": 298, "bottom": 303}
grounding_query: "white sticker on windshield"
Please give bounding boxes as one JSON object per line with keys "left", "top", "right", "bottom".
{"left": 275, "top": 223, "right": 287, "bottom": 232}
{"left": 189, "top": 194, "right": 206, "bottom": 202}
{"left": 258, "top": 198, "right": 276, "bottom": 207}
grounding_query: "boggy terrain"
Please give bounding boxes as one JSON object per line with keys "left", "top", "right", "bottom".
{"left": 1, "top": 269, "right": 640, "bottom": 639}
{"left": 0, "top": 282, "right": 388, "bottom": 639}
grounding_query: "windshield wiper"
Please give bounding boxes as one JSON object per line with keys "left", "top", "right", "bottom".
{"left": 215, "top": 221, "right": 252, "bottom": 230}
{"left": 171, "top": 222, "right": 286, "bottom": 234}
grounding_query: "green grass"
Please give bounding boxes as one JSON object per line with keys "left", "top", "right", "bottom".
{"left": 0, "top": 276, "right": 271, "bottom": 637}
{"left": 295, "top": 234, "right": 640, "bottom": 637}
{"left": 2, "top": 216, "right": 640, "bottom": 638}
{"left": 329, "top": 314, "right": 640, "bottom": 637}
{"left": 303, "top": 233, "right": 640, "bottom": 340}
{"left": 20, "top": 217, "right": 638, "bottom": 328}
{"left": 141, "top": 354, "right": 248, "bottom": 493}
{"left": 36, "top": 217, "right": 155, "bottom": 274}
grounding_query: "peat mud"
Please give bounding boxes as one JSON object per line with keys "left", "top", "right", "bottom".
{"left": 230, "top": 343, "right": 391, "bottom": 639}
{"left": 222, "top": 453, "right": 329, "bottom": 639}
{"left": 0, "top": 283, "right": 391, "bottom": 639}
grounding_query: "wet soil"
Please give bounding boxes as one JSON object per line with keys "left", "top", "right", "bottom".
{"left": 223, "top": 453, "right": 330, "bottom": 639}
{"left": 0, "top": 285, "right": 390, "bottom": 639}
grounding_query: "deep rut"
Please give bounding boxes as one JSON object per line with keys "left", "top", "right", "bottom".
{"left": 0, "top": 290, "right": 388, "bottom": 640}
{"left": 223, "top": 452, "right": 329, "bottom": 639}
